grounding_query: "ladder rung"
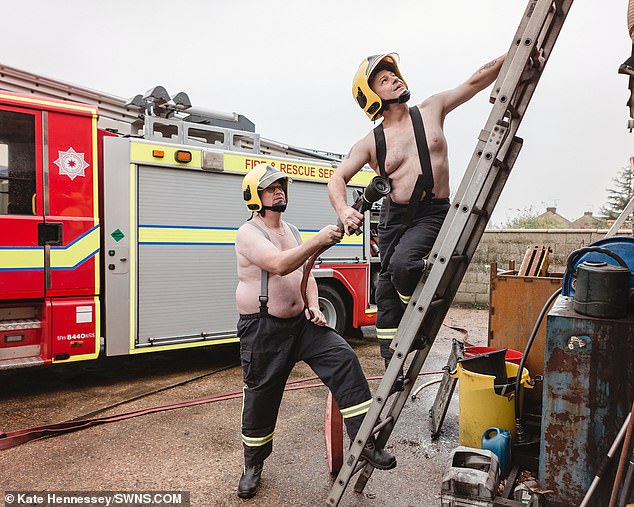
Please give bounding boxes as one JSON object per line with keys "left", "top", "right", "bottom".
{"left": 471, "top": 207, "right": 489, "bottom": 218}
{"left": 450, "top": 254, "right": 469, "bottom": 264}
{"left": 352, "top": 460, "right": 367, "bottom": 475}
{"left": 371, "top": 416, "right": 394, "bottom": 436}
{"left": 493, "top": 158, "right": 510, "bottom": 172}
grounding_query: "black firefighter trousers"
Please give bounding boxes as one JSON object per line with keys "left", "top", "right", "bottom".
{"left": 237, "top": 312, "right": 372, "bottom": 467}
{"left": 375, "top": 198, "right": 450, "bottom": 362}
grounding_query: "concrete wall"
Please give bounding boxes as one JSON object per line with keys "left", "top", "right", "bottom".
{"left": 454, "top": 229, "right": 629, "bottom": 305}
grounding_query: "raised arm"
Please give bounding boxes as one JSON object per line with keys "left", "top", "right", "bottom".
{"left": 328, "top": 135, "right": 373, "bottom": 234}
{"left": 236, "top": 224, "right": 342, "bottom": 276}
{"left": 423, "top": 54, "right": 506, "bottom": 118}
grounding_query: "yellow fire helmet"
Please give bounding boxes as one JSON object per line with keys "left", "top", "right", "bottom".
{"left": 352, "top": 53, "right": 410, "bottom": 121}
{"left": 242, "top": 163, "right": 290, "bottom": 212}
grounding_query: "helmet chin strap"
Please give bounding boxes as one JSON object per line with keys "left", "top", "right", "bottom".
{"left": 382, "top": 89, "right": 411, "bottom": 110}
{"left": 261, "top": 202, "right": 287, "bottom": 214}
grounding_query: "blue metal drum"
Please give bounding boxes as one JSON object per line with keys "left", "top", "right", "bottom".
{"left": 539, "top": 295, "right": 634, "bottom": 507}
{"left": 562, "top": 236, "right": 634, "bottom": 296}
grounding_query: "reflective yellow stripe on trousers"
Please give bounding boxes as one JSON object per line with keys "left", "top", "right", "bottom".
{"left": 241, "top": 431, "right": 274, "bottom": 447}
{"left": 339, "top": 399, "right": 372, "bottom": 419}
{"left": 376, "top": 328, "right": 398, "bottom": 341}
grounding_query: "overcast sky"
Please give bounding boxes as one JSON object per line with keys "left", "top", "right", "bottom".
{"left": 1, "top": 1, "right": 632, "bottom": 225}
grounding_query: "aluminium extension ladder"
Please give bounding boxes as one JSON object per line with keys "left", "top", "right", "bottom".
{"left": 327, "top": 0, "right": 574, "bottom": 505}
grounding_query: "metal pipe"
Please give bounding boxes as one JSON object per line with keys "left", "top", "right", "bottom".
{"left": 618, "top": 446, "right": 634, "bottom": 507}
{"left": 514, "top": 287, "right": 561, "bottom": 443}
{"left": 580, "top": 412, "right": 631, "bottom": 507}
{"left": 609, "top": 401, "right": 634, "bottom": 507}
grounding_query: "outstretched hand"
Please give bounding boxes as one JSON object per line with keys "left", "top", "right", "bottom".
{"left": 316, "top": 224, "right": 344, "bottom": 247}
{"left": 339, "top": 206, "right": 364, "bottom": 236}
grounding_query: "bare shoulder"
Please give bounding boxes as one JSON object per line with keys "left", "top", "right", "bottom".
{"left": 348, "top": 132, "right": 374, "bottom": 158}
{"left": 419, "top": 95, "right": 443, "bottom": 112}
{"left": 334, "top": 133, "right": 373, "bottom": 179}
{"left": 236, "top": 222, "right": 262, "bottom": 244}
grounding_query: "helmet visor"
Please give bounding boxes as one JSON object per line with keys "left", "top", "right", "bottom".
{"left": 257, "top": 166, "right": 289, "bottom": 190}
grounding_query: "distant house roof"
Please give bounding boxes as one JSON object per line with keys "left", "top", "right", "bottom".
{"left": 535, "top": 207, "right": 572, "bottom": 228}
{"left": 570, "top": 211, "right": 609, "bottom": 229}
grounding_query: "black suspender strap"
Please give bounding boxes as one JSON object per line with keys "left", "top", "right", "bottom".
{"left": 403, "top": 105, "right": 435, "bottom": 225}
{"left": 373, "top": 123, "right": 391, "bottom": 227}
{"left": 409, "top": 105, "right": 435, "bottom": 199}
{"left": 244, "top": 220, "right": 303, "bottom": 315}
{"left": 244, "top": 221, "right": 270, "bottom": 314}
{"left": 373, "top": 123, "right": 388, "bottom": 180}
{"left": 287, "top": 223, "right": 302, "bottom": 245}
{"left": 372, "top": 106, "right": 435, "bottom": 226}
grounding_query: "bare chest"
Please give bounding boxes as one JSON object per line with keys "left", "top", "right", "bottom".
{"left": 382, "top": 120, "right": 447, "bottom": 175}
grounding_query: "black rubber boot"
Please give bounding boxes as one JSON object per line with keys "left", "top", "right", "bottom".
{"left": 360, "top": 436, "right": 396, "bottom": 470}
{"left": 237, "top": 462, "right": 263, "bottom": 499}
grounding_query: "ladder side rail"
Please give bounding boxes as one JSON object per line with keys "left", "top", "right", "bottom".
{"left": 482, "top": 0, "right": 558, "bottom": 132}
{"left": 354, "top": 121, "right": 525, "bottom": 498}
{"left": 448, "top": 0, "right": 570, "bottom": 231}
{"left": 328, "top": 66, "right": 521, "bottom": 507}
{"left": 389, "top": 125, "right": 512, "bottom": 356}
{"left": 451, "top": 0, "right": 563, "bottom": 207}
{"left": 461, "top": 139, "right": 524, "bottom": 253}
{"left": 605, "top": 193, "right": 634, "bottom": 237}
{"left": 330, "top": 81, "right": 528, "bottom": 507}
{"left": 353, "top": 310, "right": 451, "bottom": 491}
{"left": 328, "top": 1, "right": 574, "bottom": 503}
{"left": 452, "top": 136, "right": 523, "bottom": 258}
{"left": 497, "top": 1, "right": 572, "bottom": 131}
{"left": 426, "top": 141, "right": 523, "bottom": 439}
{"left": 489, "top": 0, "right": 545, "bottom": 103}
{"left": 328, "top": 122, "right": 515, "bottom": 505}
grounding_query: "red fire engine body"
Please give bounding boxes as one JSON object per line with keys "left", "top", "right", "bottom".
{"left": 0, "top": 75, "right": 379, "bottom": 370}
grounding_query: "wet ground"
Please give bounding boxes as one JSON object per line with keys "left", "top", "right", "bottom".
{"left": 0, "top": 307, "right": 488, "bottom": 507}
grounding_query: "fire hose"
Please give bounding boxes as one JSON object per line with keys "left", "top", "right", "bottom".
{"left": 300, "top": 176, "right": 391, "bottom": 318}
{"left": 0, "top": 368, "right": 444, "bottom": 450}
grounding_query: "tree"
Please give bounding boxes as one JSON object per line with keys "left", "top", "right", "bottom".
{"left": 600, "top": 165, "right": 634, "bottom": 220}
{"left": 499, "top": 205, "right": 570, "bottom": 229}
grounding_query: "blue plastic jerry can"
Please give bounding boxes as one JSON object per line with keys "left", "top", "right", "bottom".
{"left": 482, "top": 427, "right": 512, "bottom": 479}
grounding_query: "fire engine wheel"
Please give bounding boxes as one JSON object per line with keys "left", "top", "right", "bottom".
{"left": 318, "top": 284, "right": 347, "bottom": 336}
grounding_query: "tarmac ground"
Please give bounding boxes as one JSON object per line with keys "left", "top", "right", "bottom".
{"left": 0, "top": 307, "right": 488, "bottom": 507}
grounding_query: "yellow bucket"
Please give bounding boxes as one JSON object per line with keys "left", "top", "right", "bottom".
{"left": 453, "top": 361, "right": 532, "bottom": 448}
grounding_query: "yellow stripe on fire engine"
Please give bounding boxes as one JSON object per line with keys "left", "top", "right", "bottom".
{"left": 0, "top": 247, "right": 43, "bottom": 270}
{"left": 223, "top": 153, "right": 374, "bottom": 186}
{"left": 50, "top": 226, "right": 101, "bottom": 269}
{"left": 138, "top": 226, "right": 362, "bottom": 246}
{"left": 0, "top": 227, "right": 100, "bottom": 271}
{"left": 130, "top": 142, "right": 202, "bottom": 168}
{"left": 298, "top": 230, "right": 361, "bottom": 246}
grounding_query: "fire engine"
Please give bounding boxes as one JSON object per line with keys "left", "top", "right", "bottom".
{"left": 0, "top": 64, "right": 379, "bottom": 370}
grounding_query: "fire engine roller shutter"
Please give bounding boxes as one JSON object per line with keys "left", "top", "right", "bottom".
{"left": 137, "top": 165, "right": 242, "bottom": 344}
{"left": 283, "top": 181, "right": 364, "bottom": 260}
